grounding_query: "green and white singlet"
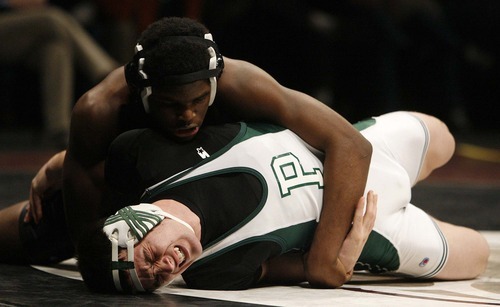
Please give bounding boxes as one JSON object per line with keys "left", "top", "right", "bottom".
{"left": 107, "top": 112, "right": 448, "bottom": 290}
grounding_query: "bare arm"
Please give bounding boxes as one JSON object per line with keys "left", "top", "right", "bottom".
{"left": 218, "top": 58, "right": 372, "bottom": 287}
{"left": 26, "top": 150, "right": 66, "bottom": 223}
{"left": 260, "top": 192, "right": 377, "bottom": 286}
{"left": 63, "top": 67, "right": 128, "bottom": 244}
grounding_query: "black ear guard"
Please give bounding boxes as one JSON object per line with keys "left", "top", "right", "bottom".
{"left": 125, "top": 34, "right": 224, "bottom": 113}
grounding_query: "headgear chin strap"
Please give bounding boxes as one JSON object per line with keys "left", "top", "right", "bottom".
{"left": 103, "top": 203, "right": 195, "bottom": 292}
{"left": 127, "top": 33, "right": 224, "bottom": 113}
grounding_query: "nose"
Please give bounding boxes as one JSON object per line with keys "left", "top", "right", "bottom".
{"left": 177, "top": 104, "right": 196, "bottom": 122}
{"left": 158, "top": 255, "right": 176, "bottom": 273}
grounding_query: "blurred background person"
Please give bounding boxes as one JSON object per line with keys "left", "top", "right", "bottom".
{"left": 0, "top": 0, "right": 117, "bottom": 148}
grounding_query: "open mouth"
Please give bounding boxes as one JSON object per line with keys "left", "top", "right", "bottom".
{"left": 174, "top": 126, "right": 199, "bottom": 139}
{"left": 174, "top": 246, "right": 187, "bottom": 267}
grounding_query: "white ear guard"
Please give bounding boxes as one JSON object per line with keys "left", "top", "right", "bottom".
{"left": 103, "top": 203, "right": 195, "bottom": 292}
{"left": 135, "top": 45, "right": 153, "bottom": 113}
{"left": 106, "top": 227, "right": 144, "bottom": 292}
{"left": 132, "top": 33, "right": 223, "bottom": 113}
{"left": 204, "top": 33, "right": 218, "bottom": 107}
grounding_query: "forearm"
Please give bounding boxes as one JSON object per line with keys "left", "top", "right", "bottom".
{"left": 41, "top": 150, "right": 66, "bottom": 187}
{"left": 263, "top": 183, "right": 377, "bottom": 289}
{"left": 31, "top": 150, "right": 66, "bottom": 195}
{"left": 306, "top": 138, "right": 372, "bottom": 287}
{"left": 279, "top": 90, "right": 372, "bottom": 287}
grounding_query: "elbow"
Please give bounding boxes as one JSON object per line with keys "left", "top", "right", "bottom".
{"left": 328, "top": 273, "right": 351, "bottom": 289}
{"left": 308, "top": 273, "right": 349, "bottom": 289}
{"left": 328, "top": 129, "right": 372, "bottom": 159}
{"left": 357, "top": 133, "right": 372, "bottom": 158}
{"left": 349, "top": 133, "right": 372, "bottom": 164}
{"left": 305, "top": 258, "right": 352, "bottom": 289}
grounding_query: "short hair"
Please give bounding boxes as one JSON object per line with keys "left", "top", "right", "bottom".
{"left": 125, "top": 17, "right": 213, "bottom": 91}
{"left": 76, "top": 218, "right": 118, "bottom": 293}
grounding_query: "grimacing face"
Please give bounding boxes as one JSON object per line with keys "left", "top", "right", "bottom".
{"left": 147, "top": 80, "right": 212, "bottom": 142}
{"left": 119, "top": 216, "right": 203, "bottom": 291}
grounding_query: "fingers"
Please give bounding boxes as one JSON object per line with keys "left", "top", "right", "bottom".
{"left": 34, "top": 195, "right": 43, "bottom": 223}
{"left": 352, "top": 195, "right": 365, "bottom": 226}
{"left": 28, "top": 187, "right": 43, "bottom": 224}
{"left": 364, "top": 190, "right": 377, "bottom": 230}
{"left": 337, "top": 192, "right": 378, "bottom": 279}
{"left": 353, "top": 191, "right": 377, "bottom": 231}
{"left": 23, "top": 202, "right": 32, "bottom": 223}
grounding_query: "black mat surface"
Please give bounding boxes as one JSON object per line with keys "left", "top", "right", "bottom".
{"left": 0, "top": 263, "right": 272, "bottom": 306}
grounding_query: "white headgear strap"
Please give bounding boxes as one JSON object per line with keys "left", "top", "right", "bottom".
{"left": 135, "top": 44, "right": 153, "bottom": 113}
{"left": 103, "top": 203, "right": 194, "bottom": 292}
{"left": 204, "top": 33, "right": 218, "bottom": 107}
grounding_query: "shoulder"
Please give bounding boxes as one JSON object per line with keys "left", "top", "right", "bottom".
{"left": 218, "top": 57, "right": 276, "bottom": 91}
{"left": 215, "top": 57, "right": 291, "bottom": 121}
{"left": 221, "top": 57, "right": 260, "bottom": 75}
{"left": 68, "top": 67, "right": 131, "bottom": 162}
{"left": 73, "top": 67, "right": 129, "bottom": 121}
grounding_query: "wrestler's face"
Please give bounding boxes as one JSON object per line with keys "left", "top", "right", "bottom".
{"left": 123, "top": 216, "right": 202, "bottom": 292}
{"left": 147, "top": 80, "right": 211, "bottom": 142}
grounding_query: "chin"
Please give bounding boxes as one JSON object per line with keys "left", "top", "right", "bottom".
{"left": 174, "top": 134, "right": 196, "bottom": 143}
{"left": 157, "top": 129, "right": 194, "bottom": 142}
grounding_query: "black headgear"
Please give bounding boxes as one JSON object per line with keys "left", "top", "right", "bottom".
{"left": 125, "top": 33, "right": 224, "bottom": 113}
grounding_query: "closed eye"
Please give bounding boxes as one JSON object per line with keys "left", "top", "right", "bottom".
{"left": 142, "top": 247, "right": 157, "bottom": 280}
{"left": 193, "top": 93, "right": 209, "bottom": 104}
{"left": 143, "top": 246, "right": 154, "bottom": 265}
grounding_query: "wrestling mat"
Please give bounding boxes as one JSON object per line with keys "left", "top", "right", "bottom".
{"left": 31, "top": 231, "right": 500, "bottom": 307}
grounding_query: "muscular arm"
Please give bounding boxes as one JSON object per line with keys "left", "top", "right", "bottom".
{"left": 260, "top": 192, "right": 377, "bottom": 286}
{"left": 219, "top": 58, "right": 372, "bottom": 287}
{"left": 63, "top": 67, "right": 129, "bottom": 244}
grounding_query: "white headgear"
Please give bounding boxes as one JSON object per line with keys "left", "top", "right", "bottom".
{"left": 103, "top": 203, "right": 194, "bottom": 292}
